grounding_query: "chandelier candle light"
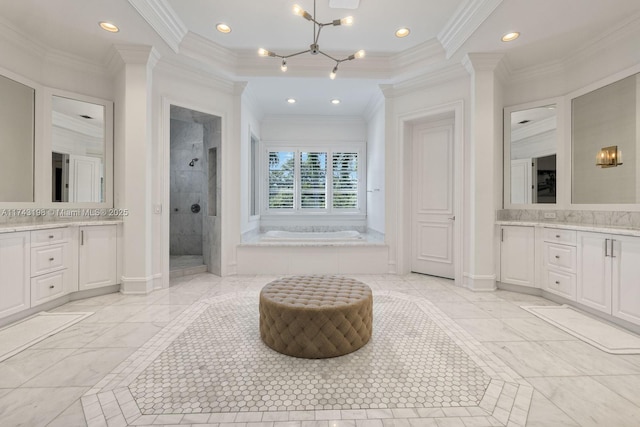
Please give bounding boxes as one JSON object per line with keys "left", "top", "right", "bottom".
{"left": 258, "top": 0, "right": 365, "bottom": 79}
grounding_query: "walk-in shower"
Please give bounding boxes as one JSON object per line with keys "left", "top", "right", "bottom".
{"left": 169, "top": 105, "right": 222, "bottom": 277}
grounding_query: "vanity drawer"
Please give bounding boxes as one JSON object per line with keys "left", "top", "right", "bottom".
{"left": 31, "top": 228, "right": 70, "bottom": 246}
{"left": 546, "top": 269, "right": 576, "bottom": 300}
{"left": 31, "top": 243, "right": 69, "bottom": 276}
{"left": 543, "top": 228, "right": 576, "bottom": 246}
{"left": 544, "top": 243, "right": 577, "bottom": 272}
{"left": 31, "top": 270, "right": 67, "bottom": 307}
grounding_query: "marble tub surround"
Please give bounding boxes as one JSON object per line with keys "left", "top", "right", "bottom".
{"left": 497, "top": 209, "right": 640, "bottom": 229}
{"left": 242, "top": 227, "right": 385, "bottom": 245}
{"left": 4, "top": 273, "right": 640, "bottom": 426}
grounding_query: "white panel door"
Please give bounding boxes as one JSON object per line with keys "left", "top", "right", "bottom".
{"left": 69, "top": 155, "right": 102, "bottom": 203}
{"left": 500, "top": 226, "right": 535, "bottom": 287}
{"left": 612, "top": 235, "right": 640, "bottom": 325}
{"left": 411, "top": 120, "right": 455, "bottom": 278}
{"left": 577, "top": 231, "right": 611, "bottom": 314}
{"left": 0, "top": 232, "right": 30, "bottom": 318}
{"left": 79, "top": 225, "right": 117, "bottom": 291}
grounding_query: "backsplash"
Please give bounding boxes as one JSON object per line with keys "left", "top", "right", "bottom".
{"left": 497, "top": 209, "right": 640, "bottom": 229}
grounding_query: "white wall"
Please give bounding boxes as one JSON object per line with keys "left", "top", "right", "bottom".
{"left": 365, "top": 93, "right": 385, "bottom": 234}
{"left": 240, "top": 86, "right": 263, "bottom": 235}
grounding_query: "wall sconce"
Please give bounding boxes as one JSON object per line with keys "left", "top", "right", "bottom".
{"left": 596, "top": 145, "right": 623, "bottom": 168}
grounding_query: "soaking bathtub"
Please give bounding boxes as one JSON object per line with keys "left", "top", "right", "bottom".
{"left": 261, "top": 230, "right": 364, "bottom": 241}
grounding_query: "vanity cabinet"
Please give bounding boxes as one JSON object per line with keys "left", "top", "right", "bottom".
{"left": 577, "top": 231, "right": 640, "bottom": 325}
{"left": 500, "top": 225, "right": 535, "bottom": 287}
{"left": 542, "top": 228, "right": 577, "bottom": 300}
{"left": 30, "top": 228, "right": 72, "bottom": 307}
{"left": 78, "top": 225, "right": 117, "bottom": 291}
{"left": 0, "top": 232, "right": 30, "bottom": 317}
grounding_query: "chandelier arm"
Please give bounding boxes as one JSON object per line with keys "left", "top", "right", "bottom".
{"left": 283, "top": 49, "right": 311, "bottom": 59}
{"left": 318, "top": 50, "right": 340, "bottom": 62}
{"left": 315, "top": 25, "right": 324, "bottom": 44}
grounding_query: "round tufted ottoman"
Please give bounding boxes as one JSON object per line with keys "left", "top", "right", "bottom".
{"left": 259, "top": 275, "right": 373, "bottom": 359}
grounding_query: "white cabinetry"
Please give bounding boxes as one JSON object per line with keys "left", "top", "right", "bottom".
{"left": 79, "top": 225, "right": 117, "bottom": 291}
{"left": 577, "top": 232, "right": 640, "bottom": 325}
{"left": 0, "top": 232, "right": 30, "bottom": 317}
{"left": 500, "top": 225, "right": 535, "bottom": 287}
{"left": 543, "top": 228, "right": 577, "bottom": 300}
{"left": 30, "top": 228, "right": 72, "bottom": 307}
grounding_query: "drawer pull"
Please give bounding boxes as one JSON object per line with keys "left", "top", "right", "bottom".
{"left": 555, "top": 255, "right": 560, "bottom": 259}
{"left": 556, "top": 235, "right": 560, "bottom": 238}
{"left": 555, "top": 281, "right": 560, "bottom": 285}
{"left": 49, "top": 235, "right": 54, "bottom": 239}
{"left": 49, "top": 285, "right": 55, "bottom": 289}
{"left": 49, "top": 257, "right": 55, "bottom": 261}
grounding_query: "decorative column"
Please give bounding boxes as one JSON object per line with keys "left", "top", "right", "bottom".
{"left": 110, "top": 45, "right": 160, "bottom": 294}
{"left": 462, "top": 53, "right": 504, "bottom": 291}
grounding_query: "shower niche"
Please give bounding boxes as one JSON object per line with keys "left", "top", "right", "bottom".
{"left": 169, "top": 105, "right": 221, "bottom": 276}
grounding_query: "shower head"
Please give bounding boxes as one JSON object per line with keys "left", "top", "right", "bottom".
{"left": 189, "top": 158, "right": 199, "bottom": 167}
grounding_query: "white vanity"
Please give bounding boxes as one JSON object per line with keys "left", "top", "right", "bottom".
{"left": 0, "top": 222, "right": 121, "bottom": 325}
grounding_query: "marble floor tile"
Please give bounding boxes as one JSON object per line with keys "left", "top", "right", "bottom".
{"left": 0, "top": 348, "right": 75, "bottom": 388}
{"left": 524, "top": 391, "right": 579, "bottom": 427}
{"left": 472, "top": 301, "right": 535, "bottom": 319}
{"left": 0, "top": 386, "right": 87, "bottom": 427}
{"left": 124, "top": 305, "right": 189, "bottom": 323}
{"left": 591, "top": 374, "right": 640, "bottom": 407}
{"left": 47, "top": 398, "right": 88, "bottom": 427}
{"left": 23, "top": 347, "right": 136, "bottom": 387}
{"left": 84, "top": 322, "right": 166, "bottom": 348}
{"left": 432, "top": 301, "right": 494, "bottom": 319}
{"left": 81, "top": 305, "right": 146, "bottom": 323}
{"left": 483, "top": 341, "right": 582, "bottom": 378}
{"left": 31, "top": 322, "right": 117, "bottom": 349}
{"left": 539, "top": 340, "right": 640, "bottom": 375}
{"left": 528, "top": 376, "right": 640, "bottom": 427}
{"left": 453, "top": 318, "right": 527, "bottom": 342}
{"left": 500, "top": 317, "right": 576, "bottom": 341}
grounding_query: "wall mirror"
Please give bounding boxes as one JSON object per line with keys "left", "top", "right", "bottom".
{"left": 50, "top": 94, "right": 111, "bottom": 204}
{"left": 0, "top": 73, "right": 35, "bottom": 202}
{"left": 504, "top": 101, "right": 558, "bottom": 206}
{"left": 572, "top": 71, "right": 639, "bottom": 204}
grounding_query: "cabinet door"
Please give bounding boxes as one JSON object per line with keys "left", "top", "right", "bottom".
{"left": 500, "top": 226, "right": 535, "bottom": 287}
{"left": 0, "top": 232, "right": 30, "bottom": 318}
{"left": 577, "top": 232, "right": 611, "bottom": 314}
{"left": 79, "top": 225, "right": 117, "bottom": 291}
{"left": 612, "top": 235, "right": 640, "bottom": 325}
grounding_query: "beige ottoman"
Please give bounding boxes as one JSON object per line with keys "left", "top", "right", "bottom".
{"left": 259, "top": 275, "right": 373, "bottom": 359}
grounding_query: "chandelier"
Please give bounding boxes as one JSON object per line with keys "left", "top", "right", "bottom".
{"left": 258, "top": 0, "right": 365, "bottom": 79}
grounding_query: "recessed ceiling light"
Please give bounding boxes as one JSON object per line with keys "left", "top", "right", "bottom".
{"left": 501, "top": 32, "right": 520, "bottom": 42}
{"left": 216, "top": 23, "right": 231, "bottom": 34}
{"left": 287, "top": 98, "right": 296, "bottom": 104}
{"left": 395, "top": 27, "right": 410, "bottom": 38}
{"left": 331, "top": 99, "right": 341, "bottom": 105}
{"left": 99, "top": 22, "right": 119, "bottom": 33}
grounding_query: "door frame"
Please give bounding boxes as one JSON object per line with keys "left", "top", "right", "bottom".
{"left": 396, "top": 100, "right": 464, "bottom": 285}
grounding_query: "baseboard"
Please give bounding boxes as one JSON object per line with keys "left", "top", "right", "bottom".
{"left": 120, "top": 275, "right": 155, "bottom": 294}
{"left": 463, "top": 273, "right": 496, "bottom": 291}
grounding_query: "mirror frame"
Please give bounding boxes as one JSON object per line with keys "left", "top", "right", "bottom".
{"left": 567, "top": 63, "right": 640, "bottom": 211}
{"left": 503, "top": 96, "right": 565, "bottom": 209}
{"left": 42, "top": 88, "right": 114, "bottom": 209}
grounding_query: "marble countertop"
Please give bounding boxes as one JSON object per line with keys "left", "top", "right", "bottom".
{"left": 0, "top": 220, "right": 123, "bottom": 234}
{"left": 496, "top": 220, "right": 640, "bottom": 237}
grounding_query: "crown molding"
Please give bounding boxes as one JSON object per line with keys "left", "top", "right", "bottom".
{"left": 261, "top": 115, "right": 365, "bottom": 125}
{"left": 438, "top": 0, "right": 504, "bottom": 60}
{"left": 106, "top": 45, "right": 161, "bottom": 77}
{"left": 53, "top": 111, "right": 104, "bottom": 139}
{"left": 126, "top": 0, "right": 187, "bottom": 53}
{"left": 179, "top": 31, "right": 238, "bottom": 79}
{"left": 363, "top": 89, "right": 385, "bottom": 122}
{"left": 511, "top": 115, "right": 556, "bottom": 142}
{"left": 44, "top": 48, "right": 110, "bottom": 79}
{"left": 0, "top": 16, "right": 47, "bottom": 58}
{"left": 462, "top": 52, "right": 504, "bottom": 75}
{"left": 391, "top": 63, "right": 469, "bottom": 98}
{"left": 155, "top": 57, "right": 235, "bottom": 94}
{"left": 242, "top": 84, "right": 265, "bottom": 121}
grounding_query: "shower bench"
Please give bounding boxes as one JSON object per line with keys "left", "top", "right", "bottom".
{"left": 259, "top": 275, "right": 373, "bottom": 359}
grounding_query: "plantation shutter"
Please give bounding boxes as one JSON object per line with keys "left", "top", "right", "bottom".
{"left": 332, "top": 152, "right": 358, "bottom": 209}
{"left": 268, "top": 151, "right": 295, "bottom": 209}
{"left": 300, "top": 152, "right": 327, "bottom": 209}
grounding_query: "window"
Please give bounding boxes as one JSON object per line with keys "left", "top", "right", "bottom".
{"left": 265, "top": 144, "right": 364, "bottom": 215}
{"left": 249, "top": 134, "right": 259, "bottom": 216}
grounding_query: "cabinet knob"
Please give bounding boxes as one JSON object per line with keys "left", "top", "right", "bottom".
{"left": 555, "top": 255, "right": 560, "bottom": 259}
{"left": 49, "top": 285, "right": 55, "bottom": 289}
{"left": 555, "top": 281, "right": 560, "bottom": 285}
{"left": 49, "top": 257, "right": 55, "bottom": 261}
{"left": 555, "top": 235, "right": 561, "bottom": 238}
{"left": 49, "top": 235, "right": 54, "bottom": 239}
